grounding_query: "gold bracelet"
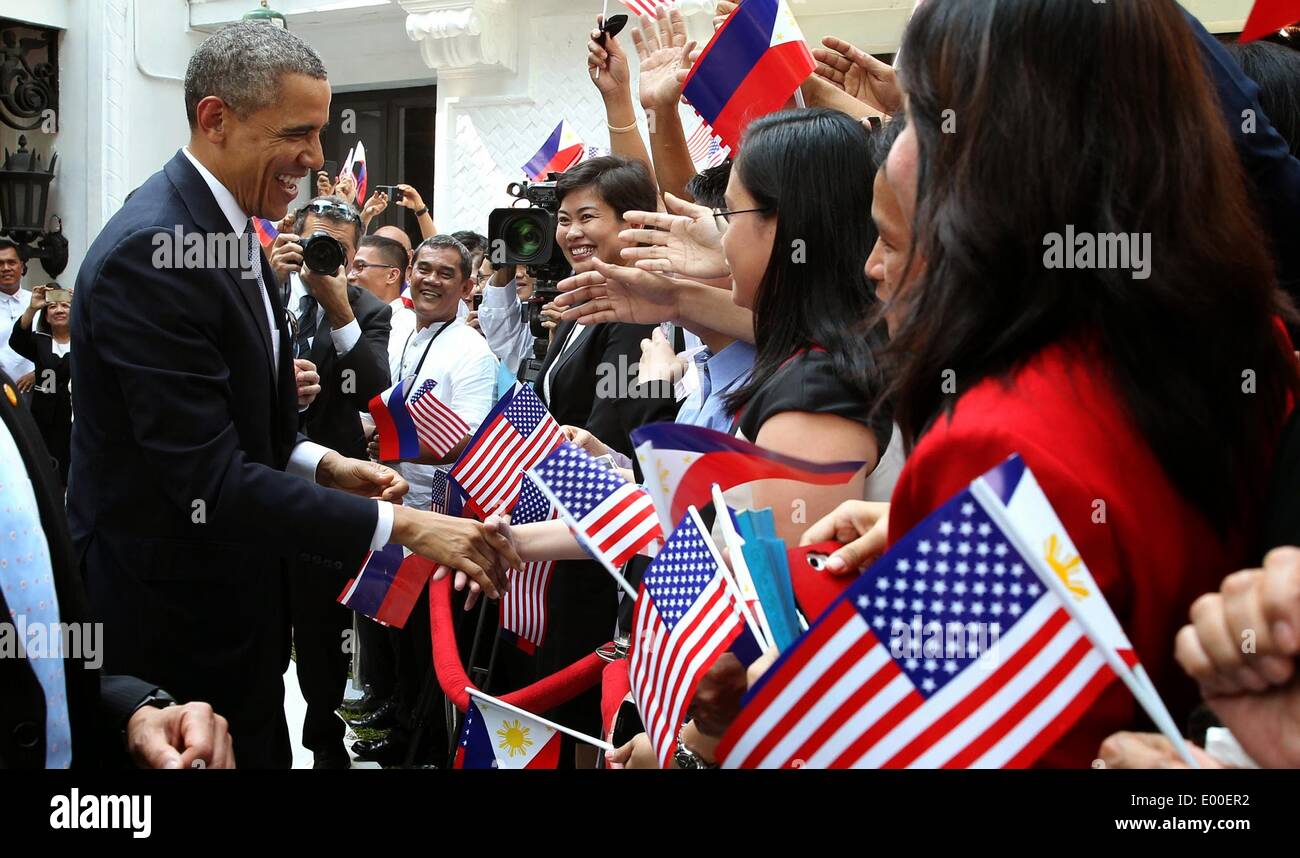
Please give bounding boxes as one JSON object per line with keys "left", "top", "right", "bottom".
{"left": 607, "top": 119, "right": 639, "bottom": 134}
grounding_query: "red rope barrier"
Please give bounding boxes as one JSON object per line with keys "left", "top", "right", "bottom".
{"left": 428, "top": 574, "right": 609, "bottom": 713}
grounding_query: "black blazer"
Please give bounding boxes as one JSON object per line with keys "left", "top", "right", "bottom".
{"left": 533, "top": 320, "right": 678, "bottom": 458}
{"left": 298, "top": 284, "right": 391, "bottom": 458}
{"left": 8, "top": 313, "right": 72, "bottom": 483}
{"left": 67, "top": 151, "right": 378, "bottom": 759}
{"left": 0, "top": 370, "right": 158, "bottom": 769}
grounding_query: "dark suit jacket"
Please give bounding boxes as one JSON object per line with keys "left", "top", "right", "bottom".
{"left": 0, "top": 370, "right": 158, "bottom": 769}
{"left": 298, "top": 284, "right": 391, "bottom": 459}
{"left": 533, "top": 320, "right": 678, "bottom": 458}
{"left": 67, "top": 150, "right": 378, "bottom": 765}
{"left": 8, "top": 312, "right": 72, "bottom": 483}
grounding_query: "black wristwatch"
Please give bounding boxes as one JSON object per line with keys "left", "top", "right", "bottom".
{"left": 414, "top": 206, "right": 430, "bottom": 218}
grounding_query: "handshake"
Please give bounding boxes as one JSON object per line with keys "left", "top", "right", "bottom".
{"left": 315, "top": 451, "right": 521, "bottom": 604}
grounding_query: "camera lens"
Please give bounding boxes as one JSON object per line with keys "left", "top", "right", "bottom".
{"left": 302, "top": 232, "right": 345, "bottom": 274}
{"left": 505, "top": 215, "right": 544, "bottom": 260}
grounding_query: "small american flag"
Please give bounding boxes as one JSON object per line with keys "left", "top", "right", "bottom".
{"left": 430, "top": 468, "right": 449, "bottom": 515}
{"left": 621, "top": 0, "right": 676, "bottom": 17}
{"left": 450, "top": 385, "right": 565, "bottom": 517}
{"left": 717, "top": 482, "right": 1118, "bottom": 769}
{"left": 528, "top": 442, "right": 664, "bottom": 575}
{"left": 686, "top": 119, "right": 729, "bottom": 170}
{"left": 408, "top": 379, "right": 471, "bottom": 459}
{"left": 500, "top": 474, "right": 559, "bottom": 652}
{"left": 628, "top": 507, "right": 746, "bottom": 768}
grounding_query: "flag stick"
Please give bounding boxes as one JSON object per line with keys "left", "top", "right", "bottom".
{"left": 793, "top": 87, "right": 807, "bottom": 109}
{"left": 595, "top": 0, "right": 609, "bottom": 81}
{"left": 711, "top": 484, "right": 776, "bottom": 649}
{"left": 690, "top": 505, "right": 768, "bottom": 648}
{"left": 527, "top": 470, "right": 640, "bottom": 600}
{"left": 466, "top": 687, "right": 615, "bottom": 752}
{"left": 969, "top": 479, "right": 1199, "bottom": 768}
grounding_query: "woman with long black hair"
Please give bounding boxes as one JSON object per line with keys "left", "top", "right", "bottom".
{"left": 805, "top": 0, "right": 1299, "bottom": 767}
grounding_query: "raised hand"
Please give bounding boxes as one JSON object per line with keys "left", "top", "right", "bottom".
{"left": 315, "top": 170, "right": 333, "bottom": 197}
{"left": 813, "top": 36, "right": 901, "bottom": 115}
{"left": 800, "top": 500, "right": 892, "bottom": 574}
{"left": 588, "top": 15, "right": 633, "bottom": 98}
{"left": 618, "top": 193, "right": 729, "bottom": 279}
{"left": 555, "top": 259, "right": 686, "bottom": 326}
{"left": 631, "top": 7, "right": 695, "bottom": 113}
{"left": 713, "top": 1, "right": 737, "bottom": 31}
{"left": 360, "top": 190, "right": 389, "bottom": 225}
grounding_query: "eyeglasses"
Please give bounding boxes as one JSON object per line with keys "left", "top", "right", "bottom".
{"left": 348, "top": 260, "right": 403, "bottom": 274}
{"left": 712, "top": 206, "right": 772, "bottom": 225}
{"left": 304, "top": 199, "right": 361, "bottom": 223}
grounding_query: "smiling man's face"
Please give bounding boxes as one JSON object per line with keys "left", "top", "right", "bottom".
{"left": 195, "top": 72, "right": 330, "bottom": 221}
{"left": 409, "top": 246, "right": 472, "bottom": 326}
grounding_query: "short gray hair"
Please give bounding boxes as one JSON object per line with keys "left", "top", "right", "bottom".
{"left": 184, "top": 22, "right": 327, "bottom": 128}
{"left": 415, "top": 235, "right": 472, "bottom": 280}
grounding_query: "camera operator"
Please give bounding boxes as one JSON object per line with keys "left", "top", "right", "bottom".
{"left": 269, "top": 194, "right": 394, "bottom": 768}
{"left": 478, "top": 263, "right": 543, "bottom": 375}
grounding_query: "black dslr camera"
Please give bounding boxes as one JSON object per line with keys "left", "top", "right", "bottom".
{"left": 300, "top": 232, "right": 346, "bottom": 275}
{"left": 487, "top": 177, "right": 573, "bottom": 384}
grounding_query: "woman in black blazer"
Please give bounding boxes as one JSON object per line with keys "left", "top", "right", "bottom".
{"left": 528, "top": 157, "right": 678, "bottom": 759}
{"left": 9, "top": 284, "right": 72, "bottom": 486}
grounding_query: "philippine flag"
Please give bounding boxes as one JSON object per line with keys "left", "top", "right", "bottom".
{"left": 368, "top": 376, "right": 422, "bottom": 461}
{"left": 252, "top": 217, "right": 279, "bottom": 250}
{"left": 337, "top": 545, "right": 434, "bottom": 628}
{"left": 523, "top": 120, "right": 586, "bottom": 182}
{"left": 681, "top": 0, "right": 815, "bottom": 152}
{"left": 453, "top": 696, "right": 562, "bottom": 769}
{"left": 632, "top": 422, "right": 864, "bottom": 532}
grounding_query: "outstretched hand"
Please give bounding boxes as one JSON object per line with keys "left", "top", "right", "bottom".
{"left": 618, "top": 193, "right": 729, "bottom": 279}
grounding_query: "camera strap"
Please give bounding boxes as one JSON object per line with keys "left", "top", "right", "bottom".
{"left": 403, "top": 317, "right": 456, "bottom": 381}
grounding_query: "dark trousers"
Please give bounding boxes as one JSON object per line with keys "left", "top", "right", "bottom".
{"left": 356, "top": 614, "right": 397, "bottom": 699}
{"left": 288, "top": 558, "right": 353, "bottom": 756}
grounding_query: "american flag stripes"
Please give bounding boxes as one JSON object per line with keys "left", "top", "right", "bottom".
{"left": 528, "top": 442, "right": 664, "bottom": 576}
{"left": 621, "top": 0, "right": 676, "bottom": 17}
{"left": 408, "top": 378, "right": 470, "bottom": 459}
{"left": 686, "top": 119, "right": 729, "bottom": 170}
{"left": 499, "top": 475, "right": 559, "bottom": 652}
{"left": 450, "top": 385, "right": 566, "bottom": 517}
{"left": 717, "top": 484, "right": 1118, "bottom": 769}
{"left": 628, "top": 507, "right": 746, "bottom": 768}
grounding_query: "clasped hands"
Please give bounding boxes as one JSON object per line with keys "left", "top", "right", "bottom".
{"left": 315, "top": 452, "right": 524, "bottom": 605}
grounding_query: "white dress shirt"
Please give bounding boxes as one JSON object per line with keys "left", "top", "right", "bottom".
{"left": 0, "top": 286, "right": 34, "bottom": 381}
{"left": 181, "top": 147, "right": 393, "bottom": 547}
{"left": 478, "top": 278, "right": 536, "bottom": 376}
{"left": 396, "top": 316, "right": 498, "bottom": 510}
{"left": 287, "top": 272, "right": 361, "bottom": 357}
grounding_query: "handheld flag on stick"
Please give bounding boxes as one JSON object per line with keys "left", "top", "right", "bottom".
{"left": 407, "top": 378, "right": 471, "bottom": 460}
{"left": 252, "top": 217, "right": 279, "bottom": 250}
{"left": 449, "top": 384, "right": 566, "bottom": 517}
{"left": 338, "top": 545, "right": 434, "bottom": 629}
{"left": 498, "top": 474, "right": 560, "bottom": 654}
{"left": 718, "top": 454, "right": 1190, "bottom": 769}
{"left": 350, "top": 141, "right": 368, "bottom": 202}
{"left": 629, "top": 506, "right": 748, "bottom": 768}
{"left": 455, "top": 687, "right": 613, "bottom": 769}
{"left": 633, "top": 421, "right": 864, "bottom": 534}
{"left": 528, "top": 442, "right": 664, "bottom": 599}
{"left": 523, "top": 120, "right": 586, "bottom": 182}
{"left": 681, "top": 0, "right": 817, "bottom": 151}
{"left": 368, "top": 377, "right": 422, "bottom": 461}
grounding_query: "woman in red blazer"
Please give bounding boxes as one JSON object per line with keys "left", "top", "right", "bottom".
{"left": 805, "top": 0, "right": 1299, "bottom": 767}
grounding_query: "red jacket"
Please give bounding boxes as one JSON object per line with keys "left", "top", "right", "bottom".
{"left": 888, "top": 339, "right": 1273, "bottom": 767}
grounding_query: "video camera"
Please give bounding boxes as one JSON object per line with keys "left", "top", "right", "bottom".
{"left": 487, "top": 177, "right": 572, "bottom": 384}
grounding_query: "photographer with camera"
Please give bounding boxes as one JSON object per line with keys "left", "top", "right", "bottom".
{"left": 9, "top": 283, "right": 74, "bottom": 486}
{"left": 269, "top": 194, "right": 395, "bottom": 768}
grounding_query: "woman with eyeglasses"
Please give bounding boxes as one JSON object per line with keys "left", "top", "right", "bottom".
{"left": 10, "top": 283, "right": 74, "bottom": 486}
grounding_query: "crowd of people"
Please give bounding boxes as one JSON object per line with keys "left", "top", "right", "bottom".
{"left": 2, "top": 0, "right": 1299, "bottom": 770}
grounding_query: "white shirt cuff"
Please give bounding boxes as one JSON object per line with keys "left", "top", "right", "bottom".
{"left": 371, "top": 500, "right": 394, "bottom": 550}
{"left": 288, "top": 440, "right": 332, "bottom": 481}
{"left": 331, "top": 318, "right": 361, "bottom": 357}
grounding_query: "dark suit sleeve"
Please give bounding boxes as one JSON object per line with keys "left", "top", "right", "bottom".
{"left": 94, "top": 675, "right": 162, "bottom": 767}
{"left": 8, "top": 315, "right": 36, "bottom": 361}
{"left": 585, "top": 323, "right": 679, "bottom": 458}
{"left": 338, "top": 299, "right": 391, "bottom": 409}
{"left": 87, "top": 228, "right": 376, "bottom": 557}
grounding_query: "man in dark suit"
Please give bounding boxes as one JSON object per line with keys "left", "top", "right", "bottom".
{"left": 0, "top": 371, "right": 234, "bottom": 769}
{"left": 269, "top": 195, "right": 392, "bottom": 767}
{"left": 68, "top": 22, "right": 518, "bottom": 768}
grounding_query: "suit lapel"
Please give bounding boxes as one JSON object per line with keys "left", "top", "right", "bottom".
{"left": 548, "top": 321, "right": 592, "bottom": 392}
